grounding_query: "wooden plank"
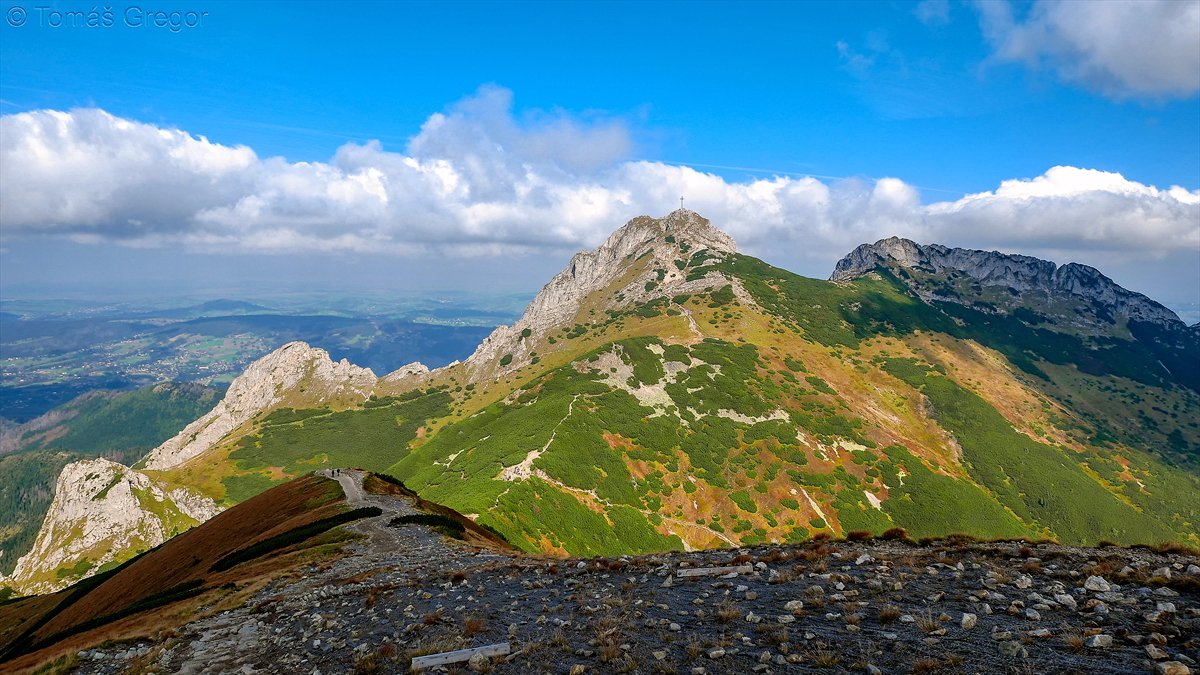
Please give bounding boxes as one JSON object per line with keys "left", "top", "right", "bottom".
{"left": 676, "top": 564, "right": 754, "bottom": 578}
{"left": 411, "top": 643, "right": 511, "bottom": 670}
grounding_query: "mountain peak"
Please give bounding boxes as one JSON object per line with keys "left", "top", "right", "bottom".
{"left": 143, "top": 341, "right": 376, "bottom": 470}
{"left": 461, "top": 210, "right": 741, "bottom": 379}
{"left": 614, "top": 208, "right": 737, "bottom": 255}
{"left": 831, "top": 237, "right": 1181, "bottom": 329}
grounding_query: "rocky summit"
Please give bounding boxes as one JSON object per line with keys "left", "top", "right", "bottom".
{"left": 830, "top": 236, "right": 1185, "bottom": 331}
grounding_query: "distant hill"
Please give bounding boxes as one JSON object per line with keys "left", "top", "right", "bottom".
{"left": 151, "top": 299, "right": 275, "bottom": 319}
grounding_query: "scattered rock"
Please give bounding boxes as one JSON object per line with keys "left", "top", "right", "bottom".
{"left": 998, "top": 640, "right": 1028, "bottom": 658}
{"left": 1087, "top": 635, "right": 1114, "bottom": 649}
{"left": 467, "top": 652, "right": 490, "bottom": 673}
{"left": 1147, "top": 645, "right": 1170, "bottom": 660}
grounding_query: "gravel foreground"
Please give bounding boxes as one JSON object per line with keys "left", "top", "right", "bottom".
{"left": 72, "top": 472, "right": 1199, "bottom": 674}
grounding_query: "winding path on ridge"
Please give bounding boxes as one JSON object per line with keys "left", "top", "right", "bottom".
{"left": 323, "top": 468, "right": 444, "bottom": 557}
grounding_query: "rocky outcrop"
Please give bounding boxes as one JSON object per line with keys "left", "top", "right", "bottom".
{"left": 831, "top": 237, "right": 1182, "bottom": 327}
{"left": 464, "top": 209, "right": 741, "bottom": 380}
{"left": 7, "top": 458, "right": 220, "bottom": 595}
{"left": 143, "top": 342, "right": 377, "bottom": 470}
{"left": 379, "top": 361, "right": 431, "bottom": 386}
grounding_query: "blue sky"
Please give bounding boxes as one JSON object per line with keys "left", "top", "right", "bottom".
{"left": 1, "top": 0, "right": 1198, "bottom": 317}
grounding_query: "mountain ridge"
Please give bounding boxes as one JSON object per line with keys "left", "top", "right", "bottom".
{"left": 831, "top": 236, "right": 1183, "bottom": 330}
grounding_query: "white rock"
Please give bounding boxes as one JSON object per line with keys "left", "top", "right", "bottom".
{"left": 1086, "top": 634, "right": 1113, "bottom": 648}
{"left": 7, "top": 458, "right": 219, "bottom": 594}
{"left": 144, "top": 342, "right": 377, "bottom": 470}
{"left": 1054, "top": 593, "right": 1078, "bottom": 610}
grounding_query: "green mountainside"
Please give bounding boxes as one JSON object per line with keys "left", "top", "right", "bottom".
{"left": 0, "top": 383, "right": 221, "bottom": 575}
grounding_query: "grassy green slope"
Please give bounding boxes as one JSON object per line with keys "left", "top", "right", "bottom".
{"left": 221, "top": 388, "right": 452, "bottom": 503}
{"left": 881, "top": 358, "right": 1197, "bottom": 544}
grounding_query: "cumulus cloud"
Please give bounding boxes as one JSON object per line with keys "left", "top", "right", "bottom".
{"left": 1, "top": 88, "right": 1197, "bottom": 271}
{"left": 975, "top": 0, "right": 1200, "bottom": 100}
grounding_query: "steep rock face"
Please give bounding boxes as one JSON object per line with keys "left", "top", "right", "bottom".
{"left": 464, "top": 209, "right": 741, "bottom": 380}
{"left": 6, "top": 458, "right": 220, "bottom": 595}
{"left": 143, "top": 342, "right": 377, "bottom": 470}
{"left": 831, "top": 237, "right": 1181, "bottom": 327}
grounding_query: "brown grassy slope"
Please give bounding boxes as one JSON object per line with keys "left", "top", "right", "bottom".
{"left": 0, "top": 474, "right": 352, "bottom": 669}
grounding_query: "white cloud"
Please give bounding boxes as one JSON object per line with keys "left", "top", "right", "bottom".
{"left": 1, "top": 90, "right": 1197, "bottom": 274}
{"left": 975, "top": 0, "right": 1200, "bottom": 100}
{"left": 915, "top": 0, "right": 951, "bottom": 26}
{"left": 926, "top": 166, "right": 1200, "bottom": 252}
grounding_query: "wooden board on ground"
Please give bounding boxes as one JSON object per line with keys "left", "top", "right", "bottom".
{"left": 676, "top": 564, "right": 754, "bottom": 578}
{"left": 411, "top": 642, "right": 512, "bottom": 670}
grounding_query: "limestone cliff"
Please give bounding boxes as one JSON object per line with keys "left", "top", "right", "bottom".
{"left": 831, "top": 236, "right": 1182, "bottom": 330}
{"left": 6, "top": 458, "right": 220, "bottom": 595}
{"left": 463, "top": 209, "right": 742, "bottom": 381}
{"left": 143, "top": 342, "right": 377, "bottom": 470}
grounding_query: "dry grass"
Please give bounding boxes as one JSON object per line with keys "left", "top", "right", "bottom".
{"left": 761, "top": 549, "right": 789, "bottom": 563}
{"left": 809, "top": 648, "right": 841, "bottom": 667}
{"left": 915, "top": 610, "right": 941, "bottom": 633}
{"left": 911, "top": 657, "right": 947, "bottom": 673}
{"left": 462, "top": 616, "right": 485, "bottom": 637}
{"left": 715, "top": 599, "right": 741, "bottom": 624}
{"left": 548, "top": 627, "right": 570, "bottom": 652}
{"left": 768, "top": 566, "right": 796, "bottom": 584}
{"left": 756, "top": 623, "right": 789, "bottom": 646}
{"left": 598, "top": 641, "right": 623, "bottom": 663}
{"left": 878, "top": 605, "right": 902, "bottom": 623}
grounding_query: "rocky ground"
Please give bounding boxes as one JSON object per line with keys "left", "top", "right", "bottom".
{"left": 72, "top": 471, "right": 1199, "bottom": 674}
